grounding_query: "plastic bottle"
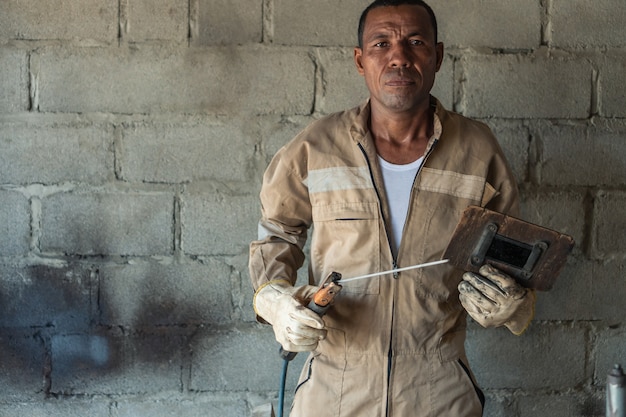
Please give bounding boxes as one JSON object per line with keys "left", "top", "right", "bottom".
{"left": 607, "top": 364, "right": 625, "bottom": 417}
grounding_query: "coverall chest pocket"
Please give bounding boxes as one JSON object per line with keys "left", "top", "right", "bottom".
{"left": 311, "top": 202, "right": 381, "bottom": 295}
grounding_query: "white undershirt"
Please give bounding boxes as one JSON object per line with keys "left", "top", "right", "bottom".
{"left": 378, "top": 155, "right": 424, "bottom": 257}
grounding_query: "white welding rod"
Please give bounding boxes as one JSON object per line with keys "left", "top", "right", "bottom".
{"left": 337, "top": 259, "right": 449, "bottom": 284}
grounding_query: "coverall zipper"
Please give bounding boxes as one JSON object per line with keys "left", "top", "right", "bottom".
{"left": 357, "top": 142, "right": 398, "bottom": 417}
{"left": 358, "top": 137, "right": 439, "bottom": 416}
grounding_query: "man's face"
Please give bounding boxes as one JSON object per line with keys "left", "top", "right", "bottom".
{"left": 354, "top": 5, "right": 443, "bottom": 114}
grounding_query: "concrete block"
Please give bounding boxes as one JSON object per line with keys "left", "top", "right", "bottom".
{"left": 595, "top": 327, "right": 626, "bottom": 387}
{"left": 116, "top": 397, "right": 249, "bottom": 417}
{"left": 534, "top": 258, "right": 593, "bottom": 321}
{"left": 433, "top": 0, "right": 541, "bottom": 48}
{"left": 518, "top": 393, "right": 603, "bottom": 417}
{"left": 182, "top": 193, "right": 259, "bottom": 256}
{"left": 538, "top": 259, "right": 626, "bottom": 323}
{"left": 483, "top": 390, "right": 516, "bottom": 417}
{"left": 432, "top": 54, "right": 454, "bottom": 111}
{"left": 251, "top": 403, "right": 276, "bottom": 417}
{"left": 0, "top": 122, "right": 113, "bottom": 185}
{"left": 248, "top": 392, "right": 283, "bottom": 416}
{"left": 550, "top": 0, "right": 626, "bottom": 48}
{"left": 0, "top": 400, "right": 110, "bottom": 417}
{"left": 520, "top": 189, "right": 585, "bottom": 252}
{"left": 41, "top": 192, "right": 174, "bottom": 256}
{"left": 240, "top": 285, "right": 257, "bottom": 324}
{"left": 486, "top": 120, "right": 530, "bottom": 183}
{"left": 535, "top": 121, "right": 626, "bottom": 187}
{"left": 0, "top": 264, "right": 92, "bottom": 329}
{"left": 0, "top": 334, "right": 45, "bottom": 400}
{"left": 119, "top": 119, "right": 255, "bottom": 183}
{"left": 466, "top": 324, "right": 586, "bottom": 390}
{"left": 482, "top": 393, "right": 515, "bottom": 417}
{"left": 0, "top": 0, "right": 117, "bottom": 41}
{"left": 224, "top": 253, "right": 257, "bottom": 323}
{"left": 273, "top": 0, "right": 362, "bottom": 46}
{"left": 260, "top": 115, "right": 315, "bottom": 163}
{"left": 123, "top": 0, "right": 188, "bottom": 42}
{"left": 51, "top": 332, "right": 182, "bottom": 395}
{"left": 0, "top": 49, "right": 28, "bottom": 112}
{"left": 600, "top": 55, "right": 626, "bottom": 118}
{"left": 190, "top": 326, "right": 308, "bottom": 392}
{"left": 98, "top": 260, "right": 232, "bottom": 327}
{"left": 35, "top": 46, "right": 315, "bottom": 115}
{"left": 194, "top": 0, "right": 262, "bottom": 45}
{"left": 588, "top": 259, "right": 626, "bottom": 322}
{"left": 0, "top": 190, "right": 30, "bottom": 256}
{"left": 592, "top": 191, "right": 626, "bottom": 258}
{"left": 316, "top": 48, "right": 369, "bottom": 115}
{"left": 460, "top": 54, "right": 592, "bottom": 119}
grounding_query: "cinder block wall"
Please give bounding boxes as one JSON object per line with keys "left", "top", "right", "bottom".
{"left": 0, "top": 1, "right": 624, "bottom": 416}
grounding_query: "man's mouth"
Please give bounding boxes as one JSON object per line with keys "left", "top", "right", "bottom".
{"left": 386, "top": 79, "right": 414, "bottom": 86}
{"left": 385, "top": 78, "right": 416, "bottom": 87}
{"left": 384, "top": 73, "right": 416, "bottom": 87}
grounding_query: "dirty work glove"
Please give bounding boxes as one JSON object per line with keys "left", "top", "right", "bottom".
{"left": 253, "top": 280, "right": 327, "bottom": 352}
{"left": 458, "top": 265, "right": 536, "bottom": 335}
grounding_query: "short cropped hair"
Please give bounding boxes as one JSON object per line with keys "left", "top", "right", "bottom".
{"left": 357, "top": 0, "right": 438, "bottom": 48}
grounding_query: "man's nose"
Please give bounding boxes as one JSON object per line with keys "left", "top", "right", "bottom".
{"left": 389, "top": 42, "right": 411, "bottom": 67}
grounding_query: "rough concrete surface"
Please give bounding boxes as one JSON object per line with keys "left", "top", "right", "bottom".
{"left": 0, "top": 1, "right": 624, "bottom": 416}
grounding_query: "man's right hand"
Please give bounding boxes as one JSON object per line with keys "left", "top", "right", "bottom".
{"left": 253, "top": 281, "right": 327, "bottom": 352}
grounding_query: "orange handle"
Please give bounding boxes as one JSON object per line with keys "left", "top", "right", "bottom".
{"left": 312, "top": 282, "right": 342, "bottom": 307}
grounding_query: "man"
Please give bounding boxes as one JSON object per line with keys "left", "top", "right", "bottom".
{"left": 249, "top": 1, "right": 535, "bottom": 416}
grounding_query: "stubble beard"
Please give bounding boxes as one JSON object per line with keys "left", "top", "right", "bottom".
{"left": 378, "top": 71, "right": 432, "bottom": 113}
{"left": 378, "top": 89, "right": 429, "bottom": 114}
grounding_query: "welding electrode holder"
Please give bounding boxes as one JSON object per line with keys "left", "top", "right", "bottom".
{"left": 276, "top": 273, "right": 342, "bottom": 417}
{"left": 607, "top": 364, "right": 626, "bottom": 417}
{"left": 279, "top": 272, "right": 343, "bottom": 361}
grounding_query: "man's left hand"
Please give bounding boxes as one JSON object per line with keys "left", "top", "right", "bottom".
{"left": 458, "top": 264, "right": 535, "bottom": 335}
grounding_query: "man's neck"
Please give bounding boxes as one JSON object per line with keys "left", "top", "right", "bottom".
{"left": 369, "top": 100, "right": 434, "bottom": 165}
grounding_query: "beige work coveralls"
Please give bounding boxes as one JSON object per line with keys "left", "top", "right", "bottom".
{"left": 250, "top": 98, "right": 520, "bottom": 417}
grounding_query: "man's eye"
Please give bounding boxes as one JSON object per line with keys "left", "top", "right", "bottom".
{"left": 410, "top": 39, "right": 424, "bottom": 46}
{"left": 374, "top": 41, "right": 389, "bottom": 47}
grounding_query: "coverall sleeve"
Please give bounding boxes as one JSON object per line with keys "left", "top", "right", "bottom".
{"left": 482, "top": 138, "right": 520, "bottom": 218}
{"left": 249, "top": 146, "right": 313, "bottom": 294}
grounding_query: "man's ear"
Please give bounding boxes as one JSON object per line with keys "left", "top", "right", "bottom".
{"left": 435, "top": 42, "right": 444, "bottom": 72}
{"left": 354, "top": 47, "right": 365, "bottom": 76}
